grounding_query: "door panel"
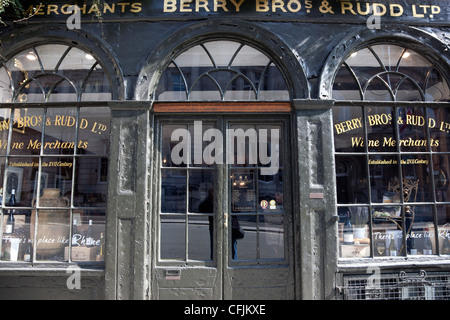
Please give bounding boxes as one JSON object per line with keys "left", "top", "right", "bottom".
{"left": 152, "top": 117, "right": 295, "bottom": 300}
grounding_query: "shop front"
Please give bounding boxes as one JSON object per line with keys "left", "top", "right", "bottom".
{"left": 0, "top": 0, "right": 449, "bottom": 300}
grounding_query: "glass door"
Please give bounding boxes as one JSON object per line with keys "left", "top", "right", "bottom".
{"left": 153, "top": 116, "right": 295, "bottom": 300}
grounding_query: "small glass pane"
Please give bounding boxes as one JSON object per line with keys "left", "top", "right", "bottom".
{"left": 231, "top": 215, "right": 256, "bottom": 261}
{"left": 401, "top": 155, "right": 431, "bottom": 203}
{"left": 259, "top": 214, "right": 284, "bottom": 260}
{"left": 32, "top": 210, "right": 70, "bottom": 261}
{"left": 161, "top": 169, "right": 186, "bottom": 213}
{"left": 428, "top": 107, "right": 450, "bottom": 152}
{"left": 407, "top": 205, "right": 435, "bottom": 255}
{"left": 10, "top": 108, "right": 44, "bottom": 156}
{"left": 40, "top": 157, "right": 73, "bottom": 205}
{"left": 188, "top": 215, "right": 213, "bottom": 261}
{"left": 339, "top": 207, "right": 370, "bottom": 258}
{"left": 0, "top": 68, "right": 13, "bottom": 103}
{"left": 369, "top": 155, "right": 399, "bottom": 203}
{"left": 43, "top": 108, "right": 77, "bottom": 155}
{"left": 432, "top": 154, "right": 450, "bottom": 203}
{"left": 70, "top": 212, "right": 106, "bottom": 261}
{"left": 78, "top": 107, "right": 110, "bottom": 155}
{"left": 398, "top": 107, "right": 428, "bottom": 152}
{"left": 189, "top": 170, "right": 214, "bottom": 213}
{"left": 258, "top": 169, "right": 283, "bottom": 213}
{"left": 1, "top": 209, "right": 31, "bottom": 261}
{"left": 333, "top": 106, "right": 364, "bottom": 153}
{"left": 5, "top": 157, "right": 39, "bottom": 207}
{"left": 437, "top": 205, "right": 450, "bottom": 255}
{"left": 160, "top": 215, "right": 185, "bottom": 260}
{"left": 0, "top": 109, "right": 11, "bottom": 156}
{"left": 335, "top": 156, "right": 368, "bottom": 204}
{"left": 74, "top": 157, "right": 108, "bottom": 207}
{"left": 372, "top": 213, "right": 404, "bottom": 257}
{"left": 162, "top": 124, "right": 188, "bottom": 168}
{"left": 367, "top": 106, "right": 396, "bottom": 152}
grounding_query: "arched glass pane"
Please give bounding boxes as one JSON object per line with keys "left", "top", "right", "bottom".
{"left": 156, "top": 40, "right": 289, "bottom": 101}
{"left": 0, "top": 44, "right": 112, "bottom": 103}
{"left": 333, "top": 44, "right": 450, "bottom": 102}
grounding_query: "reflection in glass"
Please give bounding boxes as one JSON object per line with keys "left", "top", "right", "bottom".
{"left": 75, "top": 157, "right": 108, "bottom": 207}
{"left": 0, "top": 44, "right": 112, "bottom": 103}
{"left": 232, "top": 215, "right": 256, "bottom": 261}
{"left": 407, "top": 205, "right": 435, "bottom": 255}
{"left": 437, "top": 205, "right": 450, "bottom": 255}
{"left": 161, "top": 170, "right": 186, "bottom": 213}
{"left": 259, "top": 215, "right": 284, "bottom": 260}
{"left": 78, "top": 107, "right": 110, "bottom": 155}
{"left": 160, "top": 215, "right": 186, "bottom": 260}
{"left": 31, "top": 210, "right": 70, "bottom": 261}
{"left": 189, "top": 170, "right": 214, "bottom": 213}
{"left": 188, "top": 215, "right": 213, "bottom": 261}
{"left": 70, "top": 212, "right": 106, "bottom": 262}
{"left": 335, "top": 156, "right": 368, "bottom": 204}
{"left": 43, "top": 108, "right": 77, "bottom": 155}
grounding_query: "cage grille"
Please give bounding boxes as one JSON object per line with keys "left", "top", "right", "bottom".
{"left": 343, "top": 271, "right": 450, "bottom": 300}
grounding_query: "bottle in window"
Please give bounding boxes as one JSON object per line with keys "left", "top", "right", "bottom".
{"left": 343, "top": 211, "right": 353, "bottom": 245}
{"left": 5, "top": 189, "right": 16, "bottom": 234}
{"left": 443, "top": 233, "right": 450, "bottom": 254}
{"left": 423, "top": 231, "right": 433, "bottom": 255}
{"left": 23, "top": 240, "right": 32, "bottom": 262}
{"left": 72, "top": 219, "right": 79, "bottom": 246}
{"left": 388, "top": 235, "right": 398, "bottom": 256}
{"left": 86, "top": 219, "right": 94, "bottom": 247}
{"left": 409, "top": 233, "right": 417, "bottom": 255}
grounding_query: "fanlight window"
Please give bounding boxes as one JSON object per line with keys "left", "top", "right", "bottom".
{"left": 156, "top": 40, "right": 289, "bottom": 101}
{"left": 332, "top": 44, "right": 450, "bottom": 102}
{"left": 0, "top": 44, "right": 112, "bottom": 103}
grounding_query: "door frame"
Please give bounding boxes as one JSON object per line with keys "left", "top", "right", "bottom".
{"left": 150, "top": 112, "right": 297, "bottom": 300}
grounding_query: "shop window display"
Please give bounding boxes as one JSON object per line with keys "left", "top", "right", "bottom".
{"left": 0, "top": 44, "right": 111, "bottom": 263}
{"left": 333, "top": 44, "right": 450, "bottom": 258}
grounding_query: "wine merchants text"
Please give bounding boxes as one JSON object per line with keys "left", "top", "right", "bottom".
{"left": 0, "top": 114, "right": 108, "bottom": 152}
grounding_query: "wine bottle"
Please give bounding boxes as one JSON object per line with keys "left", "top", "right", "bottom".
{"left": 343, "top": 212, "right": 353, "bottom": 245}
{"left": 72, "top": 219, "right": 78, "bottom": 246}
{"left": 423, "top": 232, "right": 433, "bottom": 255}
{"left": 409, "top": 233, "right": 417, "bottom": 255}
{"left": 5, "top": 189, "right": 16, "bottom": 234}
{"left": 86, "top": 219, "right": 94, "bottom": 247}
{"left": 443, "top": 232, "right": 450, "bottom": 254}
{"left": 23, "top": 240, "right": 32, "bottom": 262}
{"left": 389, "top": 235, "right": 398, "bottom": 256}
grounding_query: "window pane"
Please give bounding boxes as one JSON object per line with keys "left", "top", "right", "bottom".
{"left": 369, "top": 155, "right": 399, "bottom": 203}
{"left": 1, "top": 210, "right": 31, "bottom": 261}
{"left": 31, "top": 210, "right": 70, "bottom": 261}
{"left": 161, "top": 169, "right": 186, "bottom": 213}
{"left": 407, "top": 205, "right": 435, "bottom": 255}
{"left": 433, "top": 154, "right": 450, "bottom": 202}
{"left": 162, "top": 124, "right": 188, "bottom": 167}
{"left": 0, "top": 109, "right": 11, "bottom": 156}
{"left": 339, "top": 207, "right": 370, "bottom": 258}
{"left": 336, "top": 156, "right": 368, "bottom": 204}
{"left": 188, "top": 215, "right": 213, "bottom": 261}
{"left": 70, "top": 211, "right": 106, "bottom": 262}
{"left": 398, "top": 107, "right": 428, "bottom": 152}
{"left": 189, "top": 170, "right": 214, "bottom": 213}
{"left": 401, "top": 155, "right": 431, "bottom": 203}
{"left": 5, "top": 157, "right": 38, "bottom": 207}
{"left": 43, "top": 108, "right": 77, "bottom": 155}
{"left": 160, "top": 215, "right": 185, "bottom": 260}
{"left": 75, "top": 157, "right": 108, "bottom": 207}
{"left": 11, "top": 108, "right": 44, "bottom": 156}
{"left": 428, "top": 107, "right": 450, "bottom": 152}
{"left": 232, "top": 215, "right": 256, "bottom": 261}
{"left": 78, "top": 107, "right": 110, "bottom": 155}
{"left": 367, "top": 106, "right": 396, "bottom": 152}
{"left": 437, "top": 205, "right": 450, "bottom": 255}
{"left": 259, "top": 214, "right": 284, "bottom": 260}
{"left": 333, "top": 106, "right": 364, "bottom": 153}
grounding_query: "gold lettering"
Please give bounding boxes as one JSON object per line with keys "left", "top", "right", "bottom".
{"left": 180, "top": 0, "right": 193, "bottom": 12}
{"left": 356, "top": 2, "right": 370, "bottom": 15}
{"left": 214, "top": 0, "right": 228, "bottom": 11}
{"left": 164, "top": 0, "right": 177, "bottom": 12}
{"left": 104, "top": 3, "right": 115, "bottom": 13}
{"left": 130, "top": 2, "right": 142, "bottom": 13}
{"left": 341, "top": 2, "right": 356, "bottom": 15}
{"left": 256, "top": 0, "right": 269, "bottom": 12}
{"left": 230, "top": 0, "right": 245, "bottom": 12}
{"left": 272, "top": 0, "right": 287, "bottom": 12}
{"left": 412, "top": 5, "right": 424, "bottom": 18}
{"left": 117, "top": 2, "right": 130, "bottom": 13}
{"left": 47, "top": 4, "right": 59, "bottom": 15}
{"left": 390, "top": 4, "right": 403, "bottom": 17}
{"left": 287, "top": 0, "right": 301, "bottom": 13}
{"left": 196, "top": 0, "right": 210, "bottom": 12}
{"left": 372, "top": 4, "right": 386, "bottom": 16}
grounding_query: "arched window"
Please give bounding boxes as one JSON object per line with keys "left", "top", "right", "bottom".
{"left": 332, "top": 44, "right": 449, "bottom": 102}
{"left": 0, "top": 43, "right": 112, "bottom": 264}
{"left": 0, "top": 44, "right": 112, "bottom": 103}
{"left": 332, "top": 43, "right": 450, "bottom": 259}
{"left": 155, "top": 40, "right": 289, "bottom": 101}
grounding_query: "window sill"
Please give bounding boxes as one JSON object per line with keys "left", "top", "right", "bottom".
{"left": 0, "top": 262, "right": 104, "bottom": 276}
{"left": 338, "top": 256, "right": 450, "bottom": 273}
